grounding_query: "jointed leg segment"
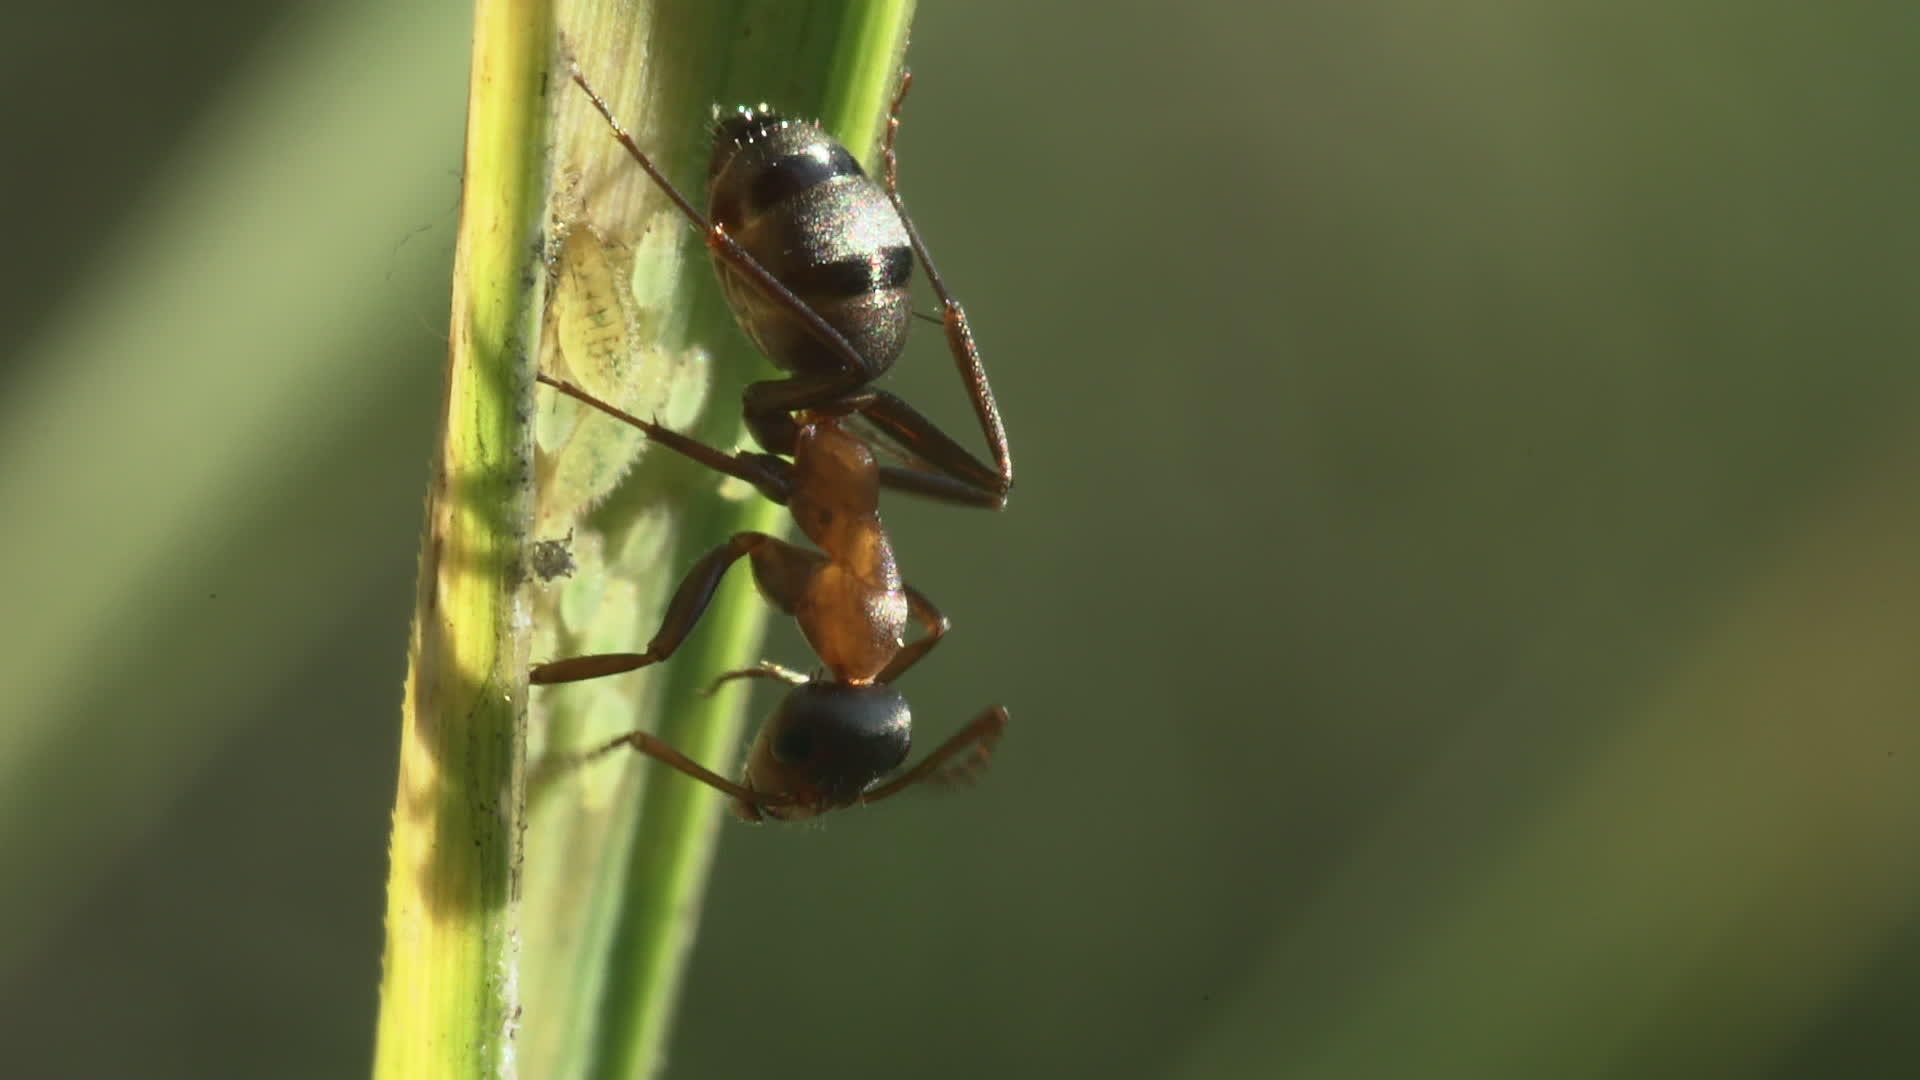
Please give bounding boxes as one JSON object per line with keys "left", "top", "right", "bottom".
{"left": 861, "top": 706, "right": 1009, "bottom": 804}
{"left": 529, "top": 531, "right": 817, "bottom": 684}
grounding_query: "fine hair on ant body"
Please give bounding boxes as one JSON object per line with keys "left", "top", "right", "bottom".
{"left": 564, "top": 62, "right": 1014, "bottom": 510}
{"left": 531, "top": 64, "right": 1013, "bottom": 820}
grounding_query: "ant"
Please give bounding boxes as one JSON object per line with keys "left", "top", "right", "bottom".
{"left": 530, "top": 380, "right": 1008, "bottom": 821}
{"left": 530, "top": 66, "right": 1012, "bottom": 819}
{"left": 561, "top": 63, "right": 1013, "bottom": 510}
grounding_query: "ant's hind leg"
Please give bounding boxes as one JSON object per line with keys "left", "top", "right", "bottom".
{"left": 860, "top": 390, "right": 1009, "bottom": 509}
{"left": 530, "top": 531, "right": 800, "bottom": 684}
{"left": 881, "top": 69, "right": 913, "bottom": 194}
{"left": 555, "top": 69, "right": 880, "bottom": 469}
{"left": 739, "top": 369, "right": 874, "bottom": 459}
{"left": 537, "top": 374, "right": 795, "bottom": 504}
{"left": 893, "top": 263, "right": 1011, "bottom": 507}
{"left": 869, "top": 74, "right": 1013, "bottom": 508}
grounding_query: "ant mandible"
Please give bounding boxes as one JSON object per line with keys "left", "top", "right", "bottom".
{"left": 563, "top": 63, "right": 1013, "bottom": 510}
{"left": 530, "top": 380, "right": 1008, "bottom": 821}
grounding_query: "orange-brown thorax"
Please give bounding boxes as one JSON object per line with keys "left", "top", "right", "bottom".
{"left": 788, "top": 418, "right": 908, "bottom": 683}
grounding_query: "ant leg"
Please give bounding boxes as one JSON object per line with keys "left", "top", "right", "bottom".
{"left": 882, "top": 235, "right": 1011, "bottom": 506}
{"left": 537, "top": 374, "right": 795, "bottom": 503}
{"left": 531, "top": 531, "right": 794, "bottom": 684}
{"left": 881, "top": 69, "right": 913, "bottom": 193}
{"left": 860, "top": 390, "right": 1008, "bottom": 509}
{"left": 877, "top": 465, "right": 1005, "bottom": 509}
{"left": 875, "top": 585, "right": 949, "bottom": 684}
{"left": 700, "top": 661, "right": 810, "bottom": 696}
{"left": 740, "top": 371, "right": 873, "bottom": 460}
{"left": 871, "top": 70, "right": 1014, "bottom": 508}
{"left": 582, "top": 728, "right": 792, "bottom": 813}
{"left": 861, "top": 706, "right": 1009, "bottom": 804}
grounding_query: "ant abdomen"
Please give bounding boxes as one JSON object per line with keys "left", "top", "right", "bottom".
{"left": 708, "top": 107, "right": 913, "bottom": 380}
{"left": 561, "top": 66, "right": 1011, "bottom": 509}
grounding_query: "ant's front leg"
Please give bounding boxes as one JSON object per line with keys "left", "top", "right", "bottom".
{"left": 530, "top": 531, "right": 802, "bottom": 684}
{"left": 875, "top": 585, "right": 950, "bottom": 684}
{"left": 579, "top": 728, "right": 790, "bottom": 816}
{"left": 860, "top": 705, "right": 1009, "bottom": 804}
{"left": 700, "top": 661, "right": 811, "bottom": 696}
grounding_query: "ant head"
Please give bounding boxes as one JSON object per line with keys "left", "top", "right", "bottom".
{"left": 735, "top": 680, "right": 911, "bottom": 822}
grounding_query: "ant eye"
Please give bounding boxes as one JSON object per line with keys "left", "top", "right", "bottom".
{"left": 772, "top": 728, "right": 815, "bottom": 763}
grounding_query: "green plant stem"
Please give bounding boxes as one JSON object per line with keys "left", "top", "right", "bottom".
{"left": 372, "top": 1, "right": 552, "bottom": 1077}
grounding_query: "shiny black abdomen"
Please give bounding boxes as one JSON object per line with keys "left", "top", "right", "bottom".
{"left": 708, "top": 110, "right": 913, "bottom": 381}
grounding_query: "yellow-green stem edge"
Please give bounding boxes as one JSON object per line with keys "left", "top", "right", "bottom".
{"left": 373, "top": 0, "right": 552, "bottom": 1077}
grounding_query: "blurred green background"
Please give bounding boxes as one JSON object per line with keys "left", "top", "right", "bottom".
{"left": 5, "top": 2, "right": 1919, "bottom": 1077}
